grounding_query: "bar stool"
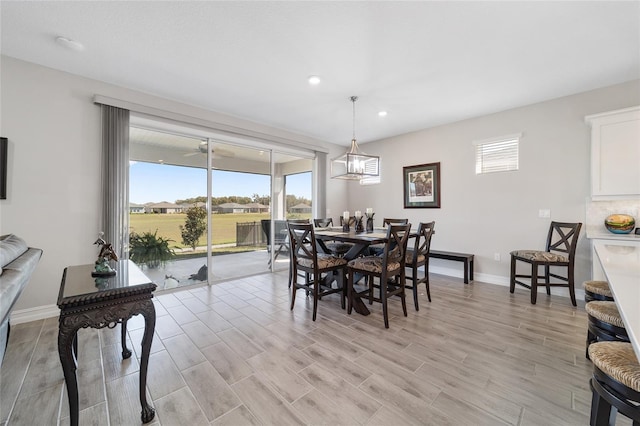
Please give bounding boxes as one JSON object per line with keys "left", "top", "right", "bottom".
{"left": 584, "top": 280, "right": 614, "bottom": 302}
{"left": 588, "top": 341, "right": 640, "bottom": 425}
{"left": 586, "top": 301, "right": 629, "bottom": 360}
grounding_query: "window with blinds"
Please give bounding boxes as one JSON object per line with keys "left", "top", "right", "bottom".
{"left": 359, "top": 158, "right": 381, "bottom": 185}
{"left": 473, "top": 133, "right": 521, "bottom": 174}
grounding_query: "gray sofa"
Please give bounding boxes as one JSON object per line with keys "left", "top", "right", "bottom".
{"left": 0, "top": 234, "right": 42, "bottom": 365}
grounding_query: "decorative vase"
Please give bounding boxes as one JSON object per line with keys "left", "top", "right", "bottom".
{"left": 366, "top": 217, "right": 374, "bottom": 233}
{"left": 355, "top": 218, "right": 364, "bottom": 233}
{"left": 604, "top": 214, "right": 635, "bottom": 234}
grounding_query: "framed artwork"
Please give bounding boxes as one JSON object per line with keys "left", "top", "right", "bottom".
{"left": 403, "top": 162, "right": 440, "bottom": 208}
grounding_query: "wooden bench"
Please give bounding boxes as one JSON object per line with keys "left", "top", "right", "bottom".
{"left": 429, "top": 250, "right": 474, "bottom": 284}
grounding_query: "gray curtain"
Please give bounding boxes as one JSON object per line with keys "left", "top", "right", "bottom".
{"left": 101, "top": 105, "right": 130, "bottom": 259}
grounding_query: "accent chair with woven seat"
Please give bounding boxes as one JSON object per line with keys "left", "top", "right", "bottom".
{"left": 405, "top": 221, "right": 435, "bottom": 311}
{"left": 586, "top": 301, "right": 629, "bottom": 360}
{"left": 287, "top": 222, "right": 347, "bottom": 321}
{"left": 509, "top": 221, "right": 582, "bottom": 306}
{"left": 313, "top": 218, "right": 353, "bottom": 257}
{"left": 588, "top": 341, "right": 640, "bottom": 425}
{"left": 584, "top": 280, "right": 614, "bottom": 303}
{"left": 346, "top": 223, "right": 411, "bottom": 328}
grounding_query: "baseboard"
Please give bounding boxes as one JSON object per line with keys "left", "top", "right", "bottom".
{"left": 9, "top": 268, "right": 585, "bottom": 325}
{"left": 430, "top": 266, "right": 585, "bottom": 301}
{"left": 10, "top": 304, "right": 59, "bottom": 324}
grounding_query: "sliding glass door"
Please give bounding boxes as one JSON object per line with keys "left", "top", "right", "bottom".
{"left": 129, "top": 121, "right": 315, "bottom": 288}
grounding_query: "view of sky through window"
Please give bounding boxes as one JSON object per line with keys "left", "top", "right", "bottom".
{"left": 130, "top": 162, "right": 310, "bottom": 204}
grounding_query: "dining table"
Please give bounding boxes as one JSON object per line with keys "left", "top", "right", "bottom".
{"left": 314, "top": 227, "right": 416, "bottom": 315}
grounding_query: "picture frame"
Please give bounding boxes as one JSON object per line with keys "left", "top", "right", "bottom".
{"left": 403, "top": 162, "right": 440, "bottom": 208}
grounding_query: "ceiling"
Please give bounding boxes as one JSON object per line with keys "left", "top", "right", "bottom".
{"left": 2, "top": 1, "right": 639, "bottom": 146}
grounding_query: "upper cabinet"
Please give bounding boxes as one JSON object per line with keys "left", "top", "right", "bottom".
{"left": 586, "top": 106, "right": 640, "bottom": 199}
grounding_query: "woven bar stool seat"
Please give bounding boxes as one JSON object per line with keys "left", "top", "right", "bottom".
{"left": 588, "top": 341, "right": 640, "bottom": 425}
{"left": 586, "top": 301, "right": 629, "bottom": 360}
{"left": 584, "top": 280, "right": 614, "bottom": 302}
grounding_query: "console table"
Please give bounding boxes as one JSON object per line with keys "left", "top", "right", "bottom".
{"left": 57, "top": 260, "right": 157, "bottom": 425}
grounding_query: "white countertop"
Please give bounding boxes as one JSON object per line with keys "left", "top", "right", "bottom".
{"left": 587, "top": 229, "right": 640, "bottom": 241}
{"left": 593, "top": 241, "right": 640, "bottom": 358}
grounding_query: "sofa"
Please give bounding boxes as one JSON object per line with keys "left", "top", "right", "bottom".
{"left": 0, "top": 234, "right": 42, "bottom": 365}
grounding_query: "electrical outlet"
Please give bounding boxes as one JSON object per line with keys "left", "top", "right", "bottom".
{"left": 494, "top": 253, "right": 501, "bottom": 261}
{"left": 538, "top": 209, "right": 551, "bottom": 218}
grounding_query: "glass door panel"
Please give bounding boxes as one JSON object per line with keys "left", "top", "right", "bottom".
{"left": 271, "top": 152, "right": 313, "bottom": 273}
{"left": 129, "top": 127, "right": 210, "bottom": 290}
{"left": 209, "top": 142, "right": 272, "bottom": 280}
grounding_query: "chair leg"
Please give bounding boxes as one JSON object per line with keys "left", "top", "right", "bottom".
{"left": 400, "top": 271, "right": 407, "bottom": 317}
{"left": 312, "top": 277, "right": 319, "bottom": 322}
{"left": 424, "top": 263, "right": 431, "bottom": 303}
{"left": 510, "top": 255, "right": 516, "bottom": 293}
{"left": 531, "top": 264, "right": 538, "bottom": 305}
{"left": 290, "top": 279, "right": 297, "bottom": 311}
{"left": 586, "top": 329, "right": 597, "bottom": 360}
{"left": 590, "top": 378, "right": 615, "bottom": 426}
{"left": 412, "top": 265, "right": 419, "bottom": 311}
{"left": 545, "top": 265, "right": 551, "bottom": 295}
{"left": 381, "top": 277, "right": 389, "bottom": 329}
{"left": 568, "top": 269, "right": 577, "bottom": 307}
{"left": 347, "top": 270, "right": 354, "bottom": 315}
{"left": 340, "top": 270, "right": 346, "bottom": 310}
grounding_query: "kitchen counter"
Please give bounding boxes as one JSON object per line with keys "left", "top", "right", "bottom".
{"left": 586, "top": 229, "right": 640, "bottom": 241}
{"left": 593, "top": 241, "right": 640, "bottom": 358}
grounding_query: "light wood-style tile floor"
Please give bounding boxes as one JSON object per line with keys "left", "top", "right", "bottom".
{"left": 1, "top": 272, "right": 632, "bottom": 425}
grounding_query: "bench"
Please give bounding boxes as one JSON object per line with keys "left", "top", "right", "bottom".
{"left": 429, "top": 250, "right": 474, "bottom": 284}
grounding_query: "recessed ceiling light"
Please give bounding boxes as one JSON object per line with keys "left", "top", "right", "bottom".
{"left": 55, "top": 36, "right": 85, "bottom": 51}
{"left": 378, "top": 111, "right": 388, "bottom": 117}
{"left": 308, "top": 75, "right": 321, "bottom": 85}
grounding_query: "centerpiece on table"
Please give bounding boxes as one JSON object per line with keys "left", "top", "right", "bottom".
{"left": 365, "top": 208, "right": 375, "bottom": 233}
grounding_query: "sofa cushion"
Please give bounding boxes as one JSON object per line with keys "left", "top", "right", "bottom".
{"left": 0, "top": 234, "right": 29, "bottom": 269}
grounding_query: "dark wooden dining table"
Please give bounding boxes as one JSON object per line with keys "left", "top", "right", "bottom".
{"left": 314, "top": 227, "right": 413, "bottom": 315}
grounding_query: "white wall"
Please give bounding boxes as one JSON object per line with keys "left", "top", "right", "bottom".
{"left": 347, "top": 79, "right": 640, "bottom": 288}
{"left": 0, "top": 56, "right": 345, "bottom": 318}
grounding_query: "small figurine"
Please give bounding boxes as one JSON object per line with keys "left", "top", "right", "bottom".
{"left": 92, "top": 232, "right": 118, "bottom": 277}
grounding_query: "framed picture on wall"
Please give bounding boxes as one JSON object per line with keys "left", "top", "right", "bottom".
{"left": 403, "top": 162, "right": 440, "bottom": 208}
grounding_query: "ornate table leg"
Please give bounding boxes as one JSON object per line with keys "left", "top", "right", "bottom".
{"left": 58, "top": 317, "right": 81, "bottom": 426}
{"left": 121, "top": 319, "right": 131, "bottom": 359}
{"left": 139, "top": 301, "right": 156, "bottom": 423}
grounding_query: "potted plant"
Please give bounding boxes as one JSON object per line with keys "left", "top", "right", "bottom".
{"left": 129, "top": 229, "right": 175, "bottom": 269}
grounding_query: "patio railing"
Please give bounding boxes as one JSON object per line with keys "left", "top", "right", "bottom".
{"left": 236, "top": 221, "right": 267, "bottom": 247}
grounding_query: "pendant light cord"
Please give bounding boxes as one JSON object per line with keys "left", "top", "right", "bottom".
{"left": 351, "top": 96, "right": 358, "bottom": 141}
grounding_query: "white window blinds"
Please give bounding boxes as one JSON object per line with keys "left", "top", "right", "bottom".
{"left": 473, "top": 134, "right": 521, "bottom": 174}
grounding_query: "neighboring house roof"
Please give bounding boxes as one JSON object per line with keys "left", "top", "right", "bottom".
{"left": 216, "top": 203, "right": 245, "bottom": 208}
{"left": 129, "top": 203, "right": 145, "bottom": 208}
{"left": 148, "top": 201, "right": 181, "bottom": 208}
{"left": 245, "top": 203, "right": 268, "bottom": 209}
{"left": 290, "top": 203, "right": 311, "bottom": 209}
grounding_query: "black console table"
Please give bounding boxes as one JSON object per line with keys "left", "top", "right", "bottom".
{"left": 57, "top": 260, "right": 157, "bottom": 425}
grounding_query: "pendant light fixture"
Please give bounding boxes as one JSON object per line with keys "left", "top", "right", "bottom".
{"left": 330, "top": 96, "right": 380, "bottom": 180}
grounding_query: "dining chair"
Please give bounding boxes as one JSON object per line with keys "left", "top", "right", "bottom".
{"left": 287, "top": 222, "right": 347, "bottom": 321}
{"left": 405, "top": 221, "right": 435, "bottom": 311}
{"left": 286, "top": 219, "right": 310, "bottom": 287}
{"left": 313, "top": 218, "right": 353, "bottom": 257}
{"left": 509, "top": 221, "right": 582, "bottom": 306}
{"left": 369, "top": 218, "right": 409, "bottom": 255}
{"left": 261, "top": 219, "right": 288, "bottom": 266}
{"left": 346, "top": 223, "right": 411, "bottom": 328}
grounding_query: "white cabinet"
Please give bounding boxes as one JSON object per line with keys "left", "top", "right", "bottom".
{"left": 586, "top": 106, "right": 640, "bottom": 199}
